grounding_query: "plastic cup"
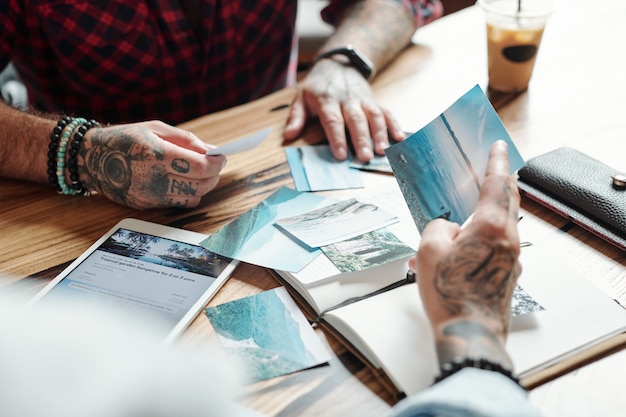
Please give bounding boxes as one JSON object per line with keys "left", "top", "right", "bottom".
{"left": 478, "top": 0, "right": 553, "bottom": 93}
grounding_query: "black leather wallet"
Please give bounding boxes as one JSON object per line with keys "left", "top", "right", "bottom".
{"left": 517, "top": 147, "right": 626, "bottom": 251}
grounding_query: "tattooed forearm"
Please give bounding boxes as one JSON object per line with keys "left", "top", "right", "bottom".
{"left": 435, "top": 320, "right": 514, "bottom": 369}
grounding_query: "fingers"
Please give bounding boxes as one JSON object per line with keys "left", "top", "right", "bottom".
{"left": 143, "top": 120, "right": 209, "bottom": 154}
{"left": 420, "top": 218, "right": 461, "bottom": 248}
{"left": 157, "top": 141, "right": 226, "bottom": 208}
{"left": 485, "top": 139, "right": 511, "bottom": 177}
{"left": 473, "top": 141, "right": 520, "bottom": 219}
{"left": 284, "top": 91, "right": 308, "bottom": 141}
{"left": 159, "top": 172, "right": 221, "bottom": 209}
{"left": 416, "top": 219, "right": 461, "bottom": 269}
{"left": 143, "top": 120, "right": 226, "bottom": 181}
{"left": 138, "top": 119, "right": 226, "bottom": 184}
{"left": 104, "top": 153, "right": 223, "bottom": 210}
{"left": 467, "top": 140, "right": 521, "bottom": 252}
{"left": 318, "top": 100, "right": 350, "bottom": 161}
{"left": 343, "top": 99, "right": 387, "bottom": 161}
{"left": 288, "top": 64, "right": 401, "bottom": 162}
{"left": 161, "top": 144, "right": 226, "bottom": 180}
{"left": 383, "top": 109, "right": 407, "bottom": 145}
{"left": 317, "top": 97, "right": 396, "bottom": 162}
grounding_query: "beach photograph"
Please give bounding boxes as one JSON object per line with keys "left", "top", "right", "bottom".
{"left": 205, "top": 287, "right": 329, "bottom": 384}
{"left": 385, "top": 85, "right": 524, "bottom": 232}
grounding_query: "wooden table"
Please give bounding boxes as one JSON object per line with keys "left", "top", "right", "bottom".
{"left": 2, "top": 0, "right": 626, "bottom": 415}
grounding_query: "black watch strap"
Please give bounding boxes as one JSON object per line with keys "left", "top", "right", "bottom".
{"left": 316, "top": 45, "right": 376, "bottom": 80}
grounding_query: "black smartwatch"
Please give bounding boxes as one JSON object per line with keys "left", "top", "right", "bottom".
{"left": 316, "top": 45, "right": 376, "bottom": 80}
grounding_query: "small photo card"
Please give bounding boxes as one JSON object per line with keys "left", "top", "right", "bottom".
{"left": 206, "top": 128, "right": 271, "bottom": 156}
{"left": 321, "top": 228, "right": 415, "bottom": 273}
{"left": 285, "top": 145, "right": 364, "bottom": 191}
{"left": 205, "top": 287, "right": 330, "bottom": 384}
{"left": 274, "top": 198, "right": 399, "bottom": 248}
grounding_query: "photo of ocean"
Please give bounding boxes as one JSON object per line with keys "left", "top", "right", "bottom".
{"left": 385, "top": 85, "right": 524, "bottom": 232}
{"left": 205, "top": 287, "right": 329, "bottom": 384}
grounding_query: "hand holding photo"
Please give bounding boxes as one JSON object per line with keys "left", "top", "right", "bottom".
{"left": 385, "top": 84, "right": 524, "bottom": 232}
{"left": 206, "top": 128, "right": 271, "bottom": 156}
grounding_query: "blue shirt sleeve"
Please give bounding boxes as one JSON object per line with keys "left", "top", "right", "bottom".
{"left": 391, "top": 368, "right": 544, "bottom": 417}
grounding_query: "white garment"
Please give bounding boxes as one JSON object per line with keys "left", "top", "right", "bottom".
{"left": 392, "top": 368, "right": 544, "bottom": 417}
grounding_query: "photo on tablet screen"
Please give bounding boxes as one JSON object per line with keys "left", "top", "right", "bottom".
{"left": 29, "top": 219, "right": 238, "bottom": 344}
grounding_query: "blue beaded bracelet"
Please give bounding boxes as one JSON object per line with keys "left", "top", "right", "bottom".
{"left": 56, "top": 118, "right": 86, "bottom": 195}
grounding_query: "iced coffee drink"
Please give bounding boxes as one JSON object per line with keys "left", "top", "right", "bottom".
{"left": 486, "top": 23, "right": 545, "bottom": 92}
{"left": 479, "top": 0, "right": 552, "bottom": 93}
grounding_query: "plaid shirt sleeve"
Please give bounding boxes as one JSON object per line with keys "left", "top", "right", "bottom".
{"left": 322, "top": 0, "right": 444, "bottom": 28}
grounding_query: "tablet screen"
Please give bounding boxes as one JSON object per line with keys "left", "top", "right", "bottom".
{"left": 34, "top": 225, "right": 235, "bottom": 342}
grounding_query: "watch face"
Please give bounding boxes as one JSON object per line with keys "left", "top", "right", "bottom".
{"left": 317, "top": 45, "right": 375, "bottom": 80}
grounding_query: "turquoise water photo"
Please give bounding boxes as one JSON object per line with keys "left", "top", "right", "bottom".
{"left": 385, "top": 85, "right": 524, "bottom": 232}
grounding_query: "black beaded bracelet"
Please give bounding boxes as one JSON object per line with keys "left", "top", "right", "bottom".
{"left": 67, "top": 119, "right": 100, "bottom": 195}
{"left": 433, "top": 357, "right": 525, "bottom": 389}
{"left": 47, "top": 116, "right": 72, "bottom": 192}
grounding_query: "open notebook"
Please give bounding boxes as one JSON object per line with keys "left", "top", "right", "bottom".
{"left": 274, "top": 217, "right": 626, "bottom": 398}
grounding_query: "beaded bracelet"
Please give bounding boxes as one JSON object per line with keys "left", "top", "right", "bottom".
{"left": 67, "top": 119, "right": 100, "bottom": 195}
{"left": 56, "top": 117, "right": 87, "bottom": 195}
{"left": 433, "top": 357, "right": 525, "bottom": 390}
{"left": 47, "top": 116, "right": 73, "bottom": 192}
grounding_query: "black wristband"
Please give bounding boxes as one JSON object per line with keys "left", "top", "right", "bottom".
{"left": 434, "top": 357, "right": 525, "bottom": 390}
{"left": 316, "top": 45, "right": 376, "bottom": 80}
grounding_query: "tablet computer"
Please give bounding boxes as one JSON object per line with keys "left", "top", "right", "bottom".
{"left": 29, "top": 218, "right": 238, "bottom": 344}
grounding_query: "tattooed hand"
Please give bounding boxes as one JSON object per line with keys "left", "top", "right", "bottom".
{"left": 77, "top": 121, "right": 226, "bottom": 209}
{"left": 409, "top": 140, "right": 522, "bottom": 367}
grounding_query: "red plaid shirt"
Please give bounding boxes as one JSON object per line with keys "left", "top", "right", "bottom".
{"left": 1, "top": 0, "right": 442, "bottom": 125}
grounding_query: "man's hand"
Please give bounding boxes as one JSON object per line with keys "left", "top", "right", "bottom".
{"left": 410, "top": 140, "right": 522, "bottom": 366}
{"left": 283, "top": 58, "right": 406, "bottom": 163}
{"left": 78, "top": 121, "right": 226, "bottom": 210}
{"left": 283, "top": 0, "right": 420, "bottom": 163}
